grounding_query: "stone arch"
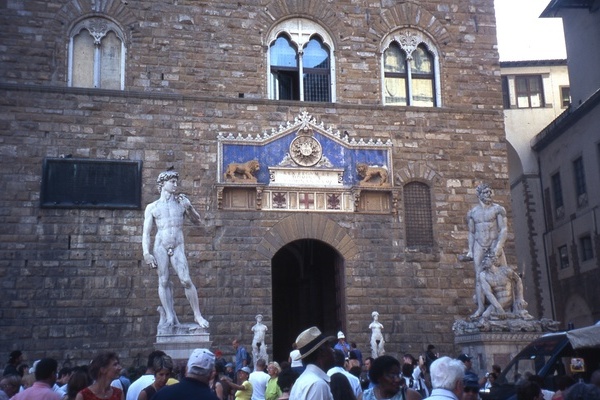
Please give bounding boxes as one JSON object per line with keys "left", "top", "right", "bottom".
{"left": 257, "top": 214, "right": 358, "bottom": 260}
{"left": 368, "top": 1, "right": 452, "bottom": 47}
{"left": 394, "top": 161, "right": 443, "bottom": 186}
{"left": 56, "top": 0, "right": 138, "bottom": 41}
{"left": 260, "top": 0, "right": 341, "bottom": 48}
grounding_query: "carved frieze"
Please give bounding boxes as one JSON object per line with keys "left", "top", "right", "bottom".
{"left": 217, "top": 112, "right": 395, "bottom": 214}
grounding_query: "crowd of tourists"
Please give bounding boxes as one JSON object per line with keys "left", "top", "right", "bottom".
{"left": 3, "top": 328, "right": 600, "bottom": 400}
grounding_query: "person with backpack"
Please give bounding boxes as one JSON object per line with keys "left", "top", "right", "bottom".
{"left": 110, "top": 369, "right": 131, "bottom": 397}
{"left": 233, "top": 339, "right": 251, "bottom": 379}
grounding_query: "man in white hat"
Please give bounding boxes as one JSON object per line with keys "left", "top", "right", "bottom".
{"left": 152, "top": 348, "right": 219, "bottom": 400}
{"left": 333, "top": 331, "right": 351, "bottom": 358}
{"left": 289, "top": 327, "right": 335, "bottom": 400}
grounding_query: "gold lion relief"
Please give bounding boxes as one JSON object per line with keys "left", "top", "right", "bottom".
{"left": 357, "top": 163, "right": 389, "bottom": 187}
{"left": 224, "top": 160, "right": 260, "bottom": 183}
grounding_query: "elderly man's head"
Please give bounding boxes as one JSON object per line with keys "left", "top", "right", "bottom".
{"left": 430, "top": 356, "right": 465, "bottom": 397}
{"left": 186, "top": 348, "right": 215, "bottom": 383}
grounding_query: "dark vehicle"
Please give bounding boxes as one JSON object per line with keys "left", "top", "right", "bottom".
{"left": 480, "top": 323, "right": 600, "bottom": 400}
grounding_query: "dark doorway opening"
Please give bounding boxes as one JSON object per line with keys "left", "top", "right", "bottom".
{"left": 271, "top": 239, "right": 345, "bottom": 363}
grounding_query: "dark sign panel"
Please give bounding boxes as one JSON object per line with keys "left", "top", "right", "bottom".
{"left": 41, "top": 158, "right": 142, "bottom": 209}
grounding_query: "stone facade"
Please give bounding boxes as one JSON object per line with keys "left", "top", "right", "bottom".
{"left": 0, "top": 0, "right": 511, "bottom": 367}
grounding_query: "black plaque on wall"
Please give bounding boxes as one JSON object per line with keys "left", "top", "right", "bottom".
{"left": 41, "top": 158, "right": 142, "bottom": 209}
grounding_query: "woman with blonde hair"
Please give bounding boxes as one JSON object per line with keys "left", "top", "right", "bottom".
{"left": 265, "top": 362, "right": 282, "bottom": 400}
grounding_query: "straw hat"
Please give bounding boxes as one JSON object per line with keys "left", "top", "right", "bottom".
{"left": 294, "top": 327, "right": 335, "bottom": 360}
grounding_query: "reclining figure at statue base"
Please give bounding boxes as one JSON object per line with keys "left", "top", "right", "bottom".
{"left": 470, "top": 251, "right": 533, "bottom": 321}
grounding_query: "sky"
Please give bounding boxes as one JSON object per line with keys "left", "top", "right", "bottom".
{"left": 494, "top": 0, "right": 567, "bottom": 61}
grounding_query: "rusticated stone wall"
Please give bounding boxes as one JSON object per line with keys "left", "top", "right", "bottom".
{"left": 0, "top": 0, "right": 511, "bottom": 367}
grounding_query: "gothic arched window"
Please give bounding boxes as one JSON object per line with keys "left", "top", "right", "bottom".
{"left": 268, "top": 19, "right": 335, "bottom": 102}
{"left": 382, "top": 30, "right": 440, "bottom": 107}
{"left": 68, "top": 18, "right": 126, "bottom": 90}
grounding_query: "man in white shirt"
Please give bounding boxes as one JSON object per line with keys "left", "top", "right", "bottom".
{"left": 327, "top": 349, "right": 362, "bottom": 399}
{"left": 289, "top": 327, "right": 335, "bottom": 400}
{"left": 249, "top": 359, "right": 270, "bottom": 400}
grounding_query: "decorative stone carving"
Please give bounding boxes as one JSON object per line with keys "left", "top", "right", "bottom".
{"left": 369, "top": 311, "right": 385, "bottom": 358}
{"left": 396, "top": 30, "right": 421, "bottom": 59}
{"left": 289, "top": 135, "right": 323, "bottom": 167}
{"left": 357, "top": 163, "right": 389, "bottom": 187}
{"left": 453, "top": 317, "right": 560, "bottom": 335}
{"left": 217, "top": 112, "right": 395, "bottom": 214}
{"left": 224, "top": 160, "right": 260, "bottom": 183}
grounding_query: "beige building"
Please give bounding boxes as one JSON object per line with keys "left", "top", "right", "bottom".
{"left": 508, "top": 0, "right": 600, "bottom": 329}
{"left": 534, "top": 0, "right": 600, "bottom": 328}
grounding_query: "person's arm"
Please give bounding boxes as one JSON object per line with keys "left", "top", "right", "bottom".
{"left": 229, "top": 381, "right": 246, "bottom": 391}
{"left": 137, "top": 389, "right": 147, "bottom": 400}
{"left": 493, "top": 206, "right": 508, "bottom": 257}
{"left": 75, "top": 393, "right": 84, "bottom": 400}
{"left": 178, "top": 194, "right": 201, "bottom": 224}
{"left": 406, "top": 388, "right": 423, "bottom": 400}
{"left": 480, "top": 273, "right": 505, "bottom": 315}
{"left": 142, "top": 204, "right": 157, "bottom": 268}
{"left": 215, "top": 381, "right": 224, "bottom": 400}
{"left": 466, "top": 210, "right": 475, "bottom": 259}
{"left": 241, "top": 349, "right": 248, "bottom": 367}
{"left": 510, "top": 270, "right": 528, "bottom": 311}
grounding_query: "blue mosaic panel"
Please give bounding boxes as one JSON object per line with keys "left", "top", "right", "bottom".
{"left": 221, "top": 129, "right": 389, "bottom": 186}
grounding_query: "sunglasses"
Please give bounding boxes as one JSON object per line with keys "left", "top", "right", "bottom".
{"left": 464, "top": 387, "right": 479, "bottom": 393}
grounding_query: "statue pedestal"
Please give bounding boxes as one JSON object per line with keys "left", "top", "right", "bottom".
{"left": 454, "top": 331, "right": 541, "bottom": 375}
{"left": 453, "top": 317, "right": 560, "bottom": 374}
{"left": 253, "top": 347, "right": 268, "bottom": 368}
{"left": 155, "top": 324, "right": 212, "bottom": 361}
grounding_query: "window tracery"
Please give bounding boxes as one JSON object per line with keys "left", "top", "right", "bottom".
{"left": 381, "top": 29, "right": 441, "bottom": 107}
{"left": 267, "top": 18, "right": 335, "bottom": 102}
{"left": 68, "top": 17, "right": 126, "bottom": 90}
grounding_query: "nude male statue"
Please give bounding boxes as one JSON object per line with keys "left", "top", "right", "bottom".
{"left": 479, "top": 252, "right": 533, "bottom": 320}
{"left": 466, "top": 183, "right": 508, "bottom": 319}
{"left": 252, "top": 314, "right": 267, "bottom": 350}
{"left": 142, "top": 170, "right": 209, "bottom": 328}
{"left": 251, "top": 314, "right": 268, "bottom": 364}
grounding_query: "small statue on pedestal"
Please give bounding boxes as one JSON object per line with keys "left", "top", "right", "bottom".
{"left": 251, "top": 314, "right": 268, "bottom": 366}
{"left": 369, "top": 311, "right": 385, "bottom": 358}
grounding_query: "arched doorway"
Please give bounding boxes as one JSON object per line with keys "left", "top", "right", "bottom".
{"left": 271, "top": 239, "right": 345, "bottom": 363}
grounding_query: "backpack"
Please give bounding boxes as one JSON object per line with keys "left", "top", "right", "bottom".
{"left": 118, "top": 376, "right": 130, "bottom": 396}
{"left": 245, "top": 349, "right": 252, "bottom": 367}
